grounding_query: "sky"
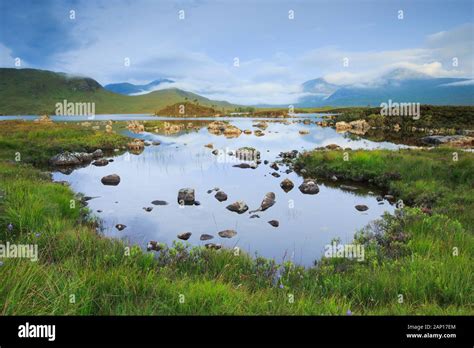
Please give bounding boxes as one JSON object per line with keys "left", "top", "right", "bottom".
{"left": 0, "top": 0, "right": 473, "bottom": 104}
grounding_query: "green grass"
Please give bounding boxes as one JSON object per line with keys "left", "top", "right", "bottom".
{"left": 0, "top": 121, "right": 128, "bottom": 165}
{"left": 0, "top": 122, "right": 473, "bottom": 315}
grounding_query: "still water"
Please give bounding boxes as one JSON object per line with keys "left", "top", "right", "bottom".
{"left": 52, "top": 117, "right": 401, "bottom": 266}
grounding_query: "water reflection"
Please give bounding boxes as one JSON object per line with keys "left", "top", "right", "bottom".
{"left": 53, "top": 118, "right": 399, "bottom": 266}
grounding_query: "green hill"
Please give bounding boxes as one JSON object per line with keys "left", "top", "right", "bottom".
{"left": 0, "top": 68, "right": 235, "bottom": 115}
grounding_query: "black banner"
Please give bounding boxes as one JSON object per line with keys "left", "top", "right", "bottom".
{"left": 0, "top": 316, "right": 472, "bottom": 346}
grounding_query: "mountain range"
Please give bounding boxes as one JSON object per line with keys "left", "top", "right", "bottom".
{"left": 298, "top": 68, "right": 474, "bottom": 107}
{"left": 0, "top": 67, "right": 472, "bottom": 115}
{"left": 0, "top": 69, "right": 234, "bottom": 115}
{"left": 104, "top": 79, "right": 174, "bottom": 95}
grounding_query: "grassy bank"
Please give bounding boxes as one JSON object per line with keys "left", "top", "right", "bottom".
{"left": 0, "top": 121, "right": 128, "bottom": 165}
{"left": 0, "top": 122, "right": 472, "bottom": 314}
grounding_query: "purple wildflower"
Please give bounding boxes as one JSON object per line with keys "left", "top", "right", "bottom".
{"left": 346, "top": 309, "right": 352, "bottom": 316}
{"left": 7, "top": 223, "right": 13, "bottom": 232}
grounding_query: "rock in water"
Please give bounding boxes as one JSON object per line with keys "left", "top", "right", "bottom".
{"left": 270, "top": 162, "right": 279, "bottom": 170}
{"left": 214, "top": 191, "right": 228, "bottom": 202}
{"left": 92, "top": 159, "right": 109, "bottom": 166}
{"left": 151, "top": 200, "right": 168, "bottom": 205}
{"left": 298, "top": 179, "right": 319, "bottom": 194}
{"left": 200, "top": 234, "right": 214, "bottom": 241}
{"left": 115, "top": 224, "right": 126, "bottom": 231}
{"left": 268, "top": 220, "right": 279, "bottom": 227}
{"left": 143, "top": 207, "right": 153, "bottom": 212}
{"left": 355, "top": 205, "right": 369, "bottom": 212}
{"left": 177, "top": 232, "right": 192, "bottom": 240}
{"left": 101, "top": 174, "right": 121, "bottom": 186}
{"left": 226, "top": 201, "right": 249, "bottom": 214}
{"left": 178, "top": 188, "right": 195, "bottom": 205}
{"left": 280, "top": 178, "right": 294, "bottom": 192}
{"left": 260, "top": 192, "right": 276, "bottom": 211}
{"left": 49, "top": 152, "right": 81, "bottom": 166}
{"left": 218, "top": 230, "right": 237, "bottom": 238}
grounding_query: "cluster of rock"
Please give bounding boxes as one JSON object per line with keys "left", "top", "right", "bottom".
{"left": 421, "top": 135, "right": 474, "bottom": 148}
{"left": 335, "top": 120, "right": 371, "bottom": 135}
{"left": 50, "top": 149, "right": 104, "bottom": 166}
{"left": 34, "top": 115, "right": 53, "bottom": 124}
{"left": 207, "top": 121, "right": 242, "bottom": 138}
{"left": 127, "top": 138, "right": 145, "bottom": 152}
{"left": 127, "top": 120, "right": 145, "bottom": 133}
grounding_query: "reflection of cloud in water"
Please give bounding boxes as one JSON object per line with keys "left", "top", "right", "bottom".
{"left": 53, "top": 118, "right": 399, "bottom": 266}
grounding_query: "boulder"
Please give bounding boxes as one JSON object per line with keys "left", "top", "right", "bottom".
{"left": 268, "top": 220, "right": 279, "bottom": 227}
{"left": 215, "top": 191, "right": 228, "bottom": 202}
{"left": 280, "top": 178, "right": 294, "bottom": 192}
{"left": 355, "top": 205, "right": 369, "bottom": 212}
{"left": 200, "top": 234, "right": 214, "bottom": 241}
{"left": 101, "top": 174, "right": 121, "bottom": 186}
{"left": 226, "top": 201, "right": 249, "bottom": 214}
{"left": 178, "top": 188, "right": 195, "bottom": 205}
{"left": 49, "top": 152, "right": 82, "bottom": 166}
{"left": 177, "top": 232, "right": 192, "bottom": 240}
{"left": 92, "top": 159, "right": 109, "bottom": 166}
{"left": 299, "top": 179, "right": 319, "bottom": 194}
{"left": 218, "top": 230, "right": 237, "bottom": 238}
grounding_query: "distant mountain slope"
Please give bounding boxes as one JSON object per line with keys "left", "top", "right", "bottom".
{"left": 104, "top": 78, "right": 174, "bottom": 95}
{"left": 298, "top": 69, "right": 474, "bottom": 107}
{"left": 0, "top": 68, "right": 235, "bottom": 115}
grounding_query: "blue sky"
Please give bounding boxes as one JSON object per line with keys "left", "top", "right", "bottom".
{"left": 1, "top": 0, "right": 473, "bottom": 104}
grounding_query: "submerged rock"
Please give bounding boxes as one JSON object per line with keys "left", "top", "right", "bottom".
{"left": 151, "top": 200, "right": 168, "bottom": 205}
{"left": 177, "top": 232, "right": 192, "bottom": 240}
{"left": 218, "top": 229, "right": 237, "bottom": 238}
{"left": 178, "top": 188, "right": 195, "bottom": 205}
{"left": 101, "top": 174, "right": 121, "bottom": 186}
{"left": 143, "top": 207, "right": 153, "bottom": 212}
{"left": 280, "top": 178, "right": 294, "bottom": 192}
{"left": 250, "top": 214, "right": 260, "bottom": 219}
{"left": 299, "top": 179, "right": 319, "bottom": 194}
{"left": 226, "top": 201, "right": 249, "bottom": 214}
